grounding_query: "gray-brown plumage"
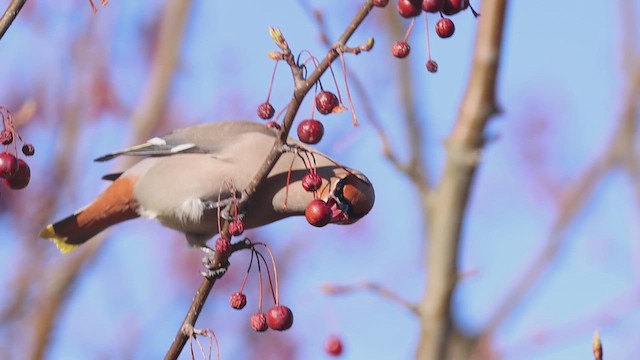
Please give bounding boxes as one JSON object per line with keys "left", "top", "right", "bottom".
{"left": 40, "top": 121, "right": 375, "bottom": 253}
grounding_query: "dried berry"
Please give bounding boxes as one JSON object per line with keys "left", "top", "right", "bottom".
{"left": 435, "top": 17, "right": 455, "bottom": 38}
{"left": 305, "top": 199, "right": 332, "bottom": 227}
{"left": 257, "top": 102, "right": 275, "bottom": 120}
{"left": 3, "top": 159, "right": 30, "bottom": 190}
{"left": 266, "top": 305, "right": 294, "bottom": 331}
{"left": 265, "top": 121, "right": 281, "bottom": 130}
{"left": 0, "top": 130, "right": 13, "bottom": 145}
{"left": 325, "top": 335, "right": 344, "bottom": 357}
{"left": 396, "top": 0, "right": 422, "bottom": 18}
{"left": 21, "top": 143, "right": 35, "bottom": 156}
{"left": 215, "top": 236, "right": 231, "bottom": 254}
{"left": 315, "top": 91, "right": 339, "bottom": 115}
{"left": 229, "top": 219, "right": 245, "bottom": 236}
{"left": 426, "top": 59, "right": 439, "bottom": 73}
{"left": 229, "top": 292, "right": 247, "bottom": 310}
{"left": 251, "top": 312, "right": 268, "bottom": 332}
{"left": 373, "top": 0, "right": 389, "bottom": 7}
{"left": 302, "top": 173, "right": 323, "bottom": 192}
{"left": 391, "top": 41, "right": 411, "bottom": 58}
{"left": 0, "top": 152, "right": 18, "bottom": 179}
{"left": 297, "top": 119, "right": 324, "bottom": 145}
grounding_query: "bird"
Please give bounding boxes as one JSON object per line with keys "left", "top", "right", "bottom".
{"left": 40, "top": 120, "right": 375, "bottom": 253}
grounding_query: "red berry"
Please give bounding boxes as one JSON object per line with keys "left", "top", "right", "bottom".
{"left": 396, "top": 0, "right": 421, "bottom": 18}
{"left": 215, "top": 236, "right": 231, "bottom": 254}
{"left": 257, "top": 102, "right": 275, "bottom": 120}
{"left": 324, "top": 335, "right": 344, "bottom": 357}
{"left": 297, "top": 119, "right": 324, "bottom": 145}
{"left": 435, "top": 17, "right": 455, "bottom": 38}
{"left": 442, "top": 0, "right": 468, "bottom": 15}
{"left": 426, "top": 59, "right": 439, "bottom": 73}
{"left": 391, "top": 41, "right": 411, "bottom": 58}
{"left": 373, "top": 0, "right": 389, "bottom": 7}
{"left": 305, "top": 199, "right": 332, "bottom": 227}
{"left": 422, "top": 0, "right": 444, "bottom": 12}
{"left": 0, "top": 130, "right": 13, "bottom": 145}
{"left": 266, "top": 305, "right": 294, "bottom": 331}
{"left": 265, "top": 121, "right": 281, "bottom": 130}
{"left": 251, "top": 312, "right": 268, "bottom": 332}
{"left": 0, "top": 152, "right": 18, "bottom": 179}
{"left": 302, "top": 173, "right": 323, "bottom": 192}
{"left": 315, "top": 90, "right": 339, "bottom": 115}
{"left": 21, "top": 143, "right": 35, "bottom": 156}
{"left": 229, "top": 219, "right": 245, "bottom": 236}
{"left": 229, "top": 292, "right": 247, "bottom": 310}
{"left": 3, "top": 159, "right": 30, "bottom": 190}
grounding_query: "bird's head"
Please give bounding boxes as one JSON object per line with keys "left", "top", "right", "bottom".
{"left": 323, "top": 170, "right": 375, "bottom": 225}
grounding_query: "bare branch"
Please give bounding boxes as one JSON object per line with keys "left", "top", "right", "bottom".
{"left": 321, "top": 281, "right": 419, "bottom": 314}
{"left": 0, "top": 0, "right": 27, "bottom": 41}
{"left": 416, "top": 1, "right": 509, "bottom": 359}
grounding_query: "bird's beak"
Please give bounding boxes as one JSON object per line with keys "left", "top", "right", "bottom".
{"left": 327, "top": 172, "right": 375, "bottom": 225}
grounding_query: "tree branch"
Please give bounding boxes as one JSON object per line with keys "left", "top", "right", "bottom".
{"left": 0, "top": 0, "right": 27, "bottom": 41}
{"left": 416, "top": 1, "right": 508, "bottom": 359}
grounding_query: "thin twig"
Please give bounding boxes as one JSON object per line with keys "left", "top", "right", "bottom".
{"left": 0, "top": 0, "right": 27, "bottom": 41}
{"left": 321, "top": 281, "right": 419, "bottom": 314}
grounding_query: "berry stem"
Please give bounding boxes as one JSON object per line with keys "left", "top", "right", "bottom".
{"left": 338, "top": 50, "right": 358, "bottom": 126}
{"left": 403, "top": 17, "right": 416, "bottom": 42}
{"left": 325, "top": 61, "right": 345, "bottom": 106}
{"left": 254, "top": 247, "right": 277, "bottom": 305}
{"left": 425, "top": 14, "right": 433, "bottom": 60}
{"left": 254, "top": 242, "right": 280, "bottom": 305}
{"left": 254, "top": 249, "right": 265, "bottom": 312}
{"left": 264, "top": 60, "right": 280, "bottom": 103}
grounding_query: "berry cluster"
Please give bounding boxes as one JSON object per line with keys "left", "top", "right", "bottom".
{"left": 228, "top": 242, "right": 294, "bottom": 332}
{"left": 0, "top": 107, "right": 34, "bottom": 199}
{"left": 378, "top": 0, "right": 478, "bottom": 73}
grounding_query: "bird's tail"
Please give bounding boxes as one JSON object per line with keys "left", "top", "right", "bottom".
{"left": 40, "top": 177, "right": 139, "bottom": 253}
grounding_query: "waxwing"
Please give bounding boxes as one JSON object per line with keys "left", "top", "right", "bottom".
{"left": 40, "top": 120, "right": 375, "bottom": 253}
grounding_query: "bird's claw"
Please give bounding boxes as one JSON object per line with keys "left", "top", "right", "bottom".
{"left": 200, "top": 246, "right": 229, "bottom": 279}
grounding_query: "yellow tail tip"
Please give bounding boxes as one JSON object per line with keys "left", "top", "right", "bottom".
{"left": 39, "top": 225, "right": 79, "bottom": 254}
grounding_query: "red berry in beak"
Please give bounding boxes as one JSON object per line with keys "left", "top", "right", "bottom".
{"left": 391, "top": 41, "right": 411, "bottom": 58}
{"left": 266, "top": 305, "right": 294, "bottom": 331}
{"left": 302, "top": 173, "right": 323, "bottom": 192}
{"left": 435, "top": 18, "right": 455, "bottom": 38}
{"left": 297, "top": 119, "right": 324, "bottom": 145}
{"left": 251, "top": 312, "right": 268, "bottom": 332}
{"left": 305, "top": 199, "right": 332, "bottom": 227}
{"left": 0, "top": 152, "right": 18, "bottom": 179}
